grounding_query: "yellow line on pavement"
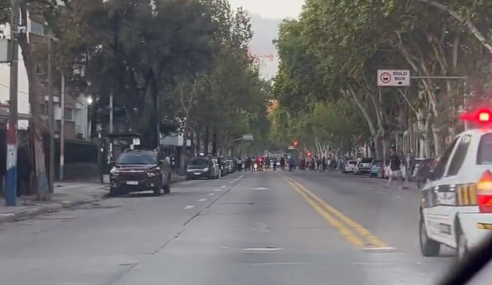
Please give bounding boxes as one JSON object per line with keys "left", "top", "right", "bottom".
{"left": 283, "top": 178, "right": 364, "bottom": 247}
{"left": 282, "top": 175, "right": 389, "bottom": 248}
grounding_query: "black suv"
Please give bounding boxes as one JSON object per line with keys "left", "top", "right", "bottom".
{"left": 109, "top": 150, "right": 172, "bottom": 196}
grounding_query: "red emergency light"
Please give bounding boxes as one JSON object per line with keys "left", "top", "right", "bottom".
{"left": 477, "top": 170, "right": 492, "bottom": 213}
{"left": 460, "top": 109, "right": 492, "bottom": 124}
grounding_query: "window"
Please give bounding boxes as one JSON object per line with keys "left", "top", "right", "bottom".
{"left": 434, "top": 138, "right": 459, "bottom": 179}
{"left": 64, "top": 108, "right": 74, "bottom": 121}
{"left": 446, "top": 135, "right": 471, "bottom": 176}
{"left": 30, "top": 21, "right": 44, "bottom": 36}
{"left": 116, "top": 152, "right": 157, "bottom": 164}
{"left": 188, "top": 158, "right": 209, "bottom": 167}
{"left": 477, "top": 134, "right": 492, "bottom": 165}
{"left": 39, "top": 104, "right": 48, "bottom": 115}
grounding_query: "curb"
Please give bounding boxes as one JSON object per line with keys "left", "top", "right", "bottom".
{"left": 0, "top": 195, "right": 106, "bottom": 224}
{"left": 0, "top": 178, "right": 187, "bottom": 225}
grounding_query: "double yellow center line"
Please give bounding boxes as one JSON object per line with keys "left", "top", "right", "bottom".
{"left": 282, "top": 175, "right": 389, "bottom": 249}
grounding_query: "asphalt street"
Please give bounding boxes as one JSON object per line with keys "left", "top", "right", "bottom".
{"left": 0, "top": 169, "right": 489, "bottom": 285}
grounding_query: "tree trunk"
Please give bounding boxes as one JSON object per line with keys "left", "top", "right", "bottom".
{"left": 18, "top": 7, "right": 49, "bottom": 199}
{"left": 204, "top": 127, "right": 209, "bottom": 154}
{"left": 212, "top": 130, "right": 217, "bottom": 156}
{"left": 195, "top": 127, "right": 201, "bottom": 155}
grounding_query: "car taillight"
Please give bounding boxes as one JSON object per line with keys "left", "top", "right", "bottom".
{"left": 477, "top": 170, "right": 492, "bottom": 213}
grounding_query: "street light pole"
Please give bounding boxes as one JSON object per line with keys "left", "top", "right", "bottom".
{"left": 109, "top": 91, "right": 113, "bottom": 133}
{"left": 87, "top": 96, "right": 93, "bottom": 141}
{"left": 59, "top": 73, "right": 65, "bottom": 181}
{"left": 47, "top": 30, "right": 54, "bottom": 193}
{"left": 5, "top": 0, "right": 20, "bottom": 206}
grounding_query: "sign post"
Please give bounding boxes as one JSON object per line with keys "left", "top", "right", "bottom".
{"left": 377, "top": 69, "right": 411, "bottom": 87}
{"left": 377, "top": 69, "right": 411, "bottom": 188}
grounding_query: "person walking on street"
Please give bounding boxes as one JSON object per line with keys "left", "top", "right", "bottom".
{"left": 386, "top": 149, "right": 403, "bottom": 189}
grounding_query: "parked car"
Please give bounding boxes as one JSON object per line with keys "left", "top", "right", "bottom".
{"left": 354, "top": 158, "right": 373, "bottom": 175}
{"left": 215, "top": 157, "right": 228, "bottom": 177}
{"left": 343, "top": 160, "right": 357, "bottom": 173}
{"left": 109, "top": 149, "right": 172, "bottom": 196}
{"left": 186, "top": 156, "right": 219, "bottom": 180}
{"left": 369, "top": 160, "right": 383, "bottom": 177}
{"left": 226, "top": 160, "right": 234, "bottom": 173}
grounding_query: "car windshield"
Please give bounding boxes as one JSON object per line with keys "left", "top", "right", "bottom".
{"left": 116, "top": 152, "right": 156, "bottom": 164}
{"left": 188, "top": 158, "right": 209, "bottom": 167}
{"left": 9, "top": 1, "right": 492, "bottom": 284}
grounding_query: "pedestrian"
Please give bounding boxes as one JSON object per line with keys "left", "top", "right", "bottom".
{"left": 386, "top": 149, "right": 403, "bottom": 189}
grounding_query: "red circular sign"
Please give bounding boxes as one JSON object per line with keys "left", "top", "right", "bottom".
{"left": 380, "top": 72, "right": 391, "bottom": 83}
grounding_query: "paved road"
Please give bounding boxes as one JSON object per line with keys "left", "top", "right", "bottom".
{"left": 0, "top": 170, "right": 483, "bottom": 285}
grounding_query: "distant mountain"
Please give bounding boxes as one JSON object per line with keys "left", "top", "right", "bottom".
{"left": 248, "top": 13, "right": 281, "bottom": 79}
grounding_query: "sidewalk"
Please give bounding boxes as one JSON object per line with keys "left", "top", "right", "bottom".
{"left": 0, "top": 174, "right": 186, "bottom": 224}
{"left": 324, "top": 171, "right": 420, "bottom": 190}
{"left": 354, "top": 174, "right": 420, "bottom": 190}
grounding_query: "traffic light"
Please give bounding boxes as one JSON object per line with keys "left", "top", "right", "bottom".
{"left": 293, "top": 140, "right": 298, "bottom": 147}
{"left": 307, "top": 151, "right": 311, "bottom": 156}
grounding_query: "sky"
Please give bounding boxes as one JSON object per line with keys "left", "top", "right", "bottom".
{"left": 228, "top": 0, "right": 304, "bottom": 20}
{"left": 228, "top": 0, "right": 306, "bottom": 78}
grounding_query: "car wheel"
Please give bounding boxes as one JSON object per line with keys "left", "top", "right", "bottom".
{"left": 456, "top": 224, "right": 468, "bottom": 261}
{"left": 163, "top": 175, "right": 171, "bottom": 194}
{"left": 109, "top": 187, "right": 120, "bottom": 197}
{"left": 153, "top": 178, "right": 162, "bottom": 196}
{"left": 419, "top": 213, "right": 440, "bottom": 257}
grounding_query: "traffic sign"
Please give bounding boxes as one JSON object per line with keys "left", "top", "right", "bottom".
{"left": 242, "top": 134, "right": 253, "bottom": 140}
{"left": 377, "top": 69, "right": 410, "bottom": 87}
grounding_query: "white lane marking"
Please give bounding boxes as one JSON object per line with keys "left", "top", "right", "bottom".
{"left": 251, "top": 187, "right": 269, "bottom": 190}
{"left": 229, "top": 175, "right": 243, "bottom": 184}
{"left": 221, "top": 185, "right": 226, "bottom": 188}
{"left": 362, "top": 247, "right": 395, "bottom": 250}
{"left": 243, "top": 262, "right": 310, "bottom": 266}
{"left": 214, "top": 189, "right": 221, "bottom": 191}
{"left": 354, "top": 263, "right": 394, "bottom": 266}
{"left": 198, "top": 199, "right": 207, "bottom": 202}
{"left": 208, "top": 193, "right": 215, "bottom": 196}
{"left": 184, "top": 205, "right": 195, "bottom": 210}
{"left": 242, "top": 247, "right": 283, "bottom": 251}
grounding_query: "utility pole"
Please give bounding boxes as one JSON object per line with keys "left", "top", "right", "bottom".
{"left": 59, "top": 74, "right": 65, "bottom": 180}
{"left": 156, "top": 93, "right": 160, "bottom": 151}
{"left": 5, "top": 0, "right": 20, "bottom": 206}
{"left": 47, "top": 30, "right": 54, "bottom": 193}
{"left": 109, "top": 92, "right": 113, "bottom": 133}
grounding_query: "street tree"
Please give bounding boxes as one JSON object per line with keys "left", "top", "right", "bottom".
{"left": 0, "top": 0, "right": 65, "bottom": 198}
{"left": 55, "top": 0, "right": 221, "bottom": 147}
{"left": 274, "top": 0, "right": 492, "bottom": 159}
